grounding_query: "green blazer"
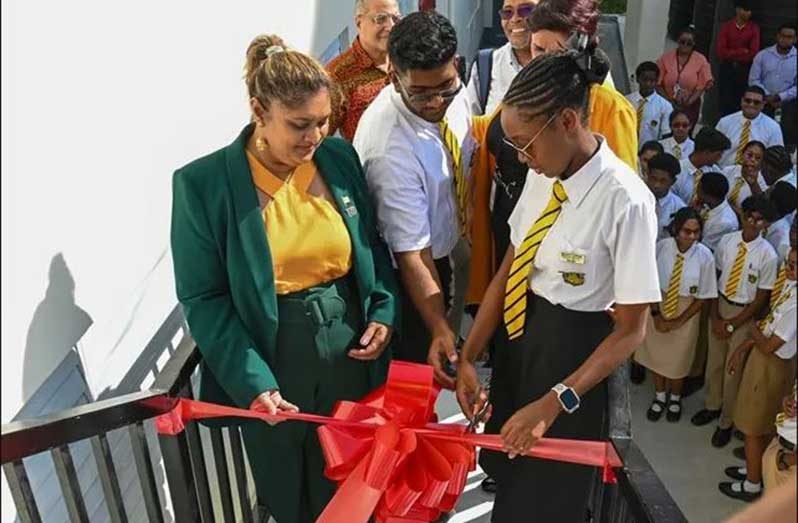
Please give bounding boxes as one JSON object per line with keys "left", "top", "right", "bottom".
{"left": 170, "top": 124, "right": 400, "bottom": 409}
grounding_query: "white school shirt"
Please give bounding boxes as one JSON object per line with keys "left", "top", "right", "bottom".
{"left": 655, "top": 191, "right": 687, "bottom": 240}
{"left": 776, "top": 170, "right": 797, "bottom": 188}
{"left": 764, "top": 281, "right": 797, "bottom": 359}
{"left": 465, "top": 43, "right": 522, "bottom": 116}
{"left": 659, "top": 136, "right": 695, "bottom": 161}
{"left": 722, "top": 165, "right": 768, "bottom": 206}
{"left": 353, "top": 86, "right": 476, "bottom": 261}
{"left": 673, "top": 158, "right": 721, "bottom": 203}
{"left": 715, "top": 230, "right": 778, "bottom": 303}
{"left": 716, "top": 111, "right": 784, "bottom": 167}
{"left": 626, "top": 91, "right": 672, "bottom": 145}
{"left": 508, "top": 138, "right": 660, "bottom": 311}
{"left": 656, "top": 238, "right": 718, "bottom": 299}
{"left": 702, "top": 200, "right": 740, "bottom": 252}
{"left": 765, "top": 215, "right": 793, "bottom": 261}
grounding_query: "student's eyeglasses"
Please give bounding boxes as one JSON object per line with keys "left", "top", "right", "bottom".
{"left": 395, "top": 74, "right": 463, "bottom": 106}
{"left": 744, "top": 213, "right": 767, "bottom": 225}
{"left": 742, "top": 97, "right": 764, "bottom": 106}
{"left": 368, "top": 12, "right": 401, "bottom": 26}
{"left": 502, "top": 111, "right": 559, "bottom": 160}
{"left": 498, "top": 3, "right": 535, "bottom": 20}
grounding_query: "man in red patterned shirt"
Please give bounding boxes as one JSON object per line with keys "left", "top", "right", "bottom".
{"left": 716, "top": 0, "right": 761, "bottom": 117}
{"left": 327, "top": 0, "right": 401, "bottom": 141}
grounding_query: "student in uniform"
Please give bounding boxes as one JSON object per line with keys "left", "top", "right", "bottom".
{"left": 695, "top": 171, "right": 739, "bottom": 252}
{"left": 660, "top": 109, "right": 695, "bottom": 161}
{"left": 722, "top": 246, "right": 797, "bottom": 502}
{"left": 628, "top": 61, "right": 673, "bottom": 146}
{"left": 455, "top": 49, "right": 660, "bottom": 522}
{"left": 717, "top": 85, "right": 784, "bottom": 168}
{"left": 646, "top": 153, "right": 687, "bottom": 240}
{"left": 170, "top": 35, "right": 399, "bottom": 522}
{"left": 760, "top": 384, "right": 797, "bottom": 491}
{"left": 765, "top": 183, "right": 798, "bottom": 259}
{"left": 761, "top": 145, "right": 797, "bottom": 188}
{"left": 672, "top": 127, "right": 731, "bottom": 205}
{"left": 692, "top": 195, "right": 779, "bottom": 449}
{"left": 354, "top": 11, "right": 475, "bottom": 384}
{"left": 724, "top": 140, "right": 767, "bottom": 214}
{"left": 636, "top": 207, "right": 717, "bottom": 422}
{"left": 639, "top": 140, "right": 665, "bottom": 178}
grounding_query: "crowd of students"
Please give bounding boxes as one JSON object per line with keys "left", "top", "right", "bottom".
{"left": 169, "top": 0, "right": 796, "bottom": 520}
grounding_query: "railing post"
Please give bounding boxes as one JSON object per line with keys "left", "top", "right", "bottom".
{"left": 51, "top": 444, "right": 90, "bottom": 522}
{"left": 210, "top": 428, "right": 236, "bottom": 521}
{"left": 90, "top": 434, "right": 128, "bottom": 523}
{"left": 2, "top": 460, "right": 42, "bottom": 523}
{"left": 129, "top": 422, "right": 164, "bottom": 523}
{"left": 158, "top": 422, "right": 201, "bottom": 521}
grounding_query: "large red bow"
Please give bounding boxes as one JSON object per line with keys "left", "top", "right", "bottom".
{"left": 156, "top": 362, "right": 622, "bottom": 523}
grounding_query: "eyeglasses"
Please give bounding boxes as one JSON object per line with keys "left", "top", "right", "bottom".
{"left": 395, "top": 74, "right": 463, "bottom": 106}
{"left": 368, "top": 12, "right": 401, "bottom": 26}
{"left": 742, "top": 97, "right": 764, "bottom": 106}
{"left": 498, "top": 3, "right": 535, "bottom": 20}
{"left": 502, "top": 112, "right": 559, "bottom": 159}
{"left": 744, "top": 213, "right": 767, "bottom": 225}
{"left": 678, "top": 38, "right": 695, "bottom": 46}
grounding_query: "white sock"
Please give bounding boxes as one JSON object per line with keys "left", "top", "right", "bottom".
{"left": 743, "top": 480, "right": 762, "bottom": 493}
{"left": 655, "top": 391, "right": 667, "bottom": 403}
{"left": 670, "top": 394, "right": 681, "bottom": 401}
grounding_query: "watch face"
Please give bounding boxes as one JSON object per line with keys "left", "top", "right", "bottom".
{"left": 560, "top": 388, "right": 580, "bottom": 411}
{"left": 726, "top": 324, "right": 735, "bottom": 333}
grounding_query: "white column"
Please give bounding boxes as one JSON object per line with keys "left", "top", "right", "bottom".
{"left": 623, "top": 0, "right": 671, "bottom": 83}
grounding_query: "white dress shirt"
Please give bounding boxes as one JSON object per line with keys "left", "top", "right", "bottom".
{"left": 764, "top": 281, "right": 797, "bottom": 359}
{"left": 702, "top": 200, "right": 740, "bottom": 252}
{"left": 353, "top": 86, "right": 475, "bottom": 260}
{"left": 722, "top": 165, "right": 768, "bottom": 206}
{"left": 715, "top": 231, "right": 778, "bottom": 303}
{"left": 659, "top": 136, "right": 695, "bottom": 161}
{"left": 655, "top": 190, "right": 687, "bottom": 240}
{"left": 508, "top": 138, "right": 660, "bottom": 311}
{"left": 465, "top": 43, "right": 522, "bottom": 116}
{"left": 673, "top": 158, "right": 721, "bottom": 203}
{"left": 716, "top": 111, "right": 784, "bottom": 167}
{"left": 656, "top": 238, "right": 718, "bottom": 299}
{"left": 765, "top": 215, "right": 793, "bottom": 261}
{"left": 627, "top": 91, "right": 672, "bottom": 145}
{"left": 776, "top": 170, "right": 797, "bottom": 188}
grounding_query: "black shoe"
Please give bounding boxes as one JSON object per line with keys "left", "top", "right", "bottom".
{"left": 733, "top": 446, "right": 746, "bottom": 460}
{"left": 647, "top": 399, "right": 666, "bottom": 421}
{"left": 718, "top": 481, "right": 762, "bottom": 502}
{"left": 712, "top": 427, "right": 733, "bottom": 448}
{"left": 666, "top": 398, "right": 682, "bottom": 423}
{"left": 691, "top": 409, "right": 721, "bottom": 426}
{"left": 734, "top": 429, "right": 744, "bottom": 441}
{"left": 630, "top": 362, "right": 646, "bottom": 384}
{"left": 480, "top": 476, "right": 497, "bottom": 493}
{"left": 724, "top": 466, "right": 747, "bottom": 481}
{"left": 681, "top": 376, "right": 704, "bottom": 398}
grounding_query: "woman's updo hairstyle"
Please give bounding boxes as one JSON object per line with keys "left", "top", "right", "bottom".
{"left": 244, "top": 34, "right": 332, "bottom": 110}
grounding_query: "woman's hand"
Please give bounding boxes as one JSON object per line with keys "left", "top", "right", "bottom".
{"left": 250, "top": 390, "right": 300, "bottom": 425}
{"left": 500, "top": 393, "right": 561, "bottom": 459}
{"left": 348, "top": 322, "right": 393, "bottom": 361}
{"left": 727, "top": 340, "right": 754, "bottom": 376}
{"left": 456, "top": 359, "right": 489, "bottom": 423}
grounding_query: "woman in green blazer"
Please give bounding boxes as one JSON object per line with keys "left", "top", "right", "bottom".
{"left": 170, "top": 35, "right": 399, "bottom": 522}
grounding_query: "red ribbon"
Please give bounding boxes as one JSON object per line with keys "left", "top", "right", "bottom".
{"left": 156, "top": 362, "right": 622, "bottom": 523}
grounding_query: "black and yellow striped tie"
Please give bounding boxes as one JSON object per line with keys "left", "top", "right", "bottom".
{"left": 439, "top": 118, "right": 467, "bottom": 234}
{"left": 728, "top": 176, "right": 746, "bottom": 207}
{"left": 636, "top": 98, "right": 647, "bottom": 136}
{"left": 672, "top": 143, "right": 682, "bottom": 160}
{"left": 758, "top": 264, "right": 788, "bottom": 329}
{"left": 723, "top": 242, "right": 748, "bottom": 298}
{"left": 735, "top": 119, "right": 751, "bottom": 164}
{"left": 504, "top": 181, "right": 568, "bottom": 340}
{"left": 662, "top": 253, "right": 685, "bottom": 319}
{"left": 690, "top": 169, "right": 703, "bottom": 206}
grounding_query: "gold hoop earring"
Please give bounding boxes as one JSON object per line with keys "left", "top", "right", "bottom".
{"left": 255, "top": 136, "right": 268, "bottom": 152}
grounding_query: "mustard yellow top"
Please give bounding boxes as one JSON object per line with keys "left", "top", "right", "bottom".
{"left": 247, "top": 151, "right": 352, "bottom": 295}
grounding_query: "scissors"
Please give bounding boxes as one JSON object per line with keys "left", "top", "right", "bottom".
{"left": 466, "top": 383, "right": 491, "bottom": 433}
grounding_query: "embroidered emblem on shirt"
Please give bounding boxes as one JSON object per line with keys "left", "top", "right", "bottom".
{"left": 690, "top": 285, "right": 698, "bottom": 295}
{"left": 748, "top": 273, "right": 758, "bottom": 284}
{"left": 561, "top": 272, "right": 586, "bottom": 286}
{"left": 560, "top": 252, "right": 586, "bottom": 265}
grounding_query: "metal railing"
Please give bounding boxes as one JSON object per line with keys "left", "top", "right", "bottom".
{"left": 2, "top": 334, "right": 686, "bottom": 523}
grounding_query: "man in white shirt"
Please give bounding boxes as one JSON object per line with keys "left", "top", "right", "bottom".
{"left": 696, "top": 171, "right": 740, "bottom": 252}
{"left": 716, "top": 85, "right": 784, "bottom": 167}
{"left": 466, "top": 0, "right": 535, "bottom": 115}
{"left": 645, "top": 153, "right": 687, "bottom": 240}
{"left": 762, "top": 145, "right": 797, "bottom": 189}
{"left": 766, "top": 182, "right": 797, "bottom": 259}
{"left": 673, "top": 127, "right": 731, "bottom": 204}
{"left": 354, "top": 11, "right": 475, "bottom": 385}
{"left": 627, "top": 61, "right": 673, "bottom": 145}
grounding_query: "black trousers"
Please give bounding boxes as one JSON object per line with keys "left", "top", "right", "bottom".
{"left": 481, "top": 294, "right": 613, "bottom": 523}
{"left": 718, "top": 61, "right": 751, "bottom": 118}
{"left": 393, "top": 256, "right": 453, "bottom": 363}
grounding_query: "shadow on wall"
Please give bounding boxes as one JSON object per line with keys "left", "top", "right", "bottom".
{"left": 22, "top": 253, "right": 93, "bottom": 402}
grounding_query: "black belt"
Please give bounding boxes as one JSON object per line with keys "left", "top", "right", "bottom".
{"left": 721, "top": 294, "right": 748, "bottom": 308}
{"left": 779, "top": 436, "right": 796, "bottom": 453}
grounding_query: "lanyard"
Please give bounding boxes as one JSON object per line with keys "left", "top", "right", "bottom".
{"left": 675, "top": 51, "right": 694, "bottom": 87}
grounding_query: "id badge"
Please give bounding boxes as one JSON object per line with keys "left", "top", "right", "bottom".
{"left": 560, "top": 251, "right": 586, "bottom": 265}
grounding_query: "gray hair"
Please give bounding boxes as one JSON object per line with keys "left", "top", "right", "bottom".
{"left": 354, "top": 0, "right": 369, "bottom": 15}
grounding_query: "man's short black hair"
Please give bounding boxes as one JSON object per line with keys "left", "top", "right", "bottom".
{"left": 640, "top": 140, "right": 665, "bottom": 155}
{"left": 743, "top": 85, "right": 766, "bottom": 98}
{"left": 769, "top": 181, "right": 797, "bottom": 219}
{"left": 635, "top": 61, "right": 660, "bottom": 78}
{"left": 764, "top": 145, "right": 792, "bottom": 175}
{"left": 741, "top": 194, "right": 778, "bottom": 222}
{"left": 700, "top": 171, "right": 730, "bottom": 200}
{"left": 694, "top": 127, "right": 732, "bottom": 153}
{"left": 648, "top": 153, "right": 681, "bottom": 180}
{"left": 778, "top": 22, "right": 797, "bottom": 34}
{"left": 734, "top": 0, "right": 752, "bottom": 10}
{"left": 388, "top": 11, "right": 458, "bottom": 73}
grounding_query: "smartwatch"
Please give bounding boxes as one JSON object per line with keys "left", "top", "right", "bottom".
{"left": 551, "top": 383, "right": 580, "bottom": 414}
{"left": 725, "top": 323, "right": 735, "bottom": 334}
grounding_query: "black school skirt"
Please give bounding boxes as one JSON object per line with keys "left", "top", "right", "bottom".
{"left": 481, "top": 293, "right": 613, "bottom": 523}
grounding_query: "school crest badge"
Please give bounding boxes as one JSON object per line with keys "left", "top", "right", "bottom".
{"left": 562, "top": 272, "right": 585, "bottom": 286}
